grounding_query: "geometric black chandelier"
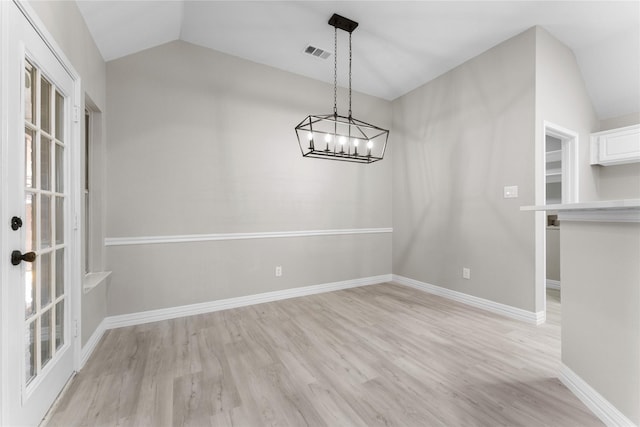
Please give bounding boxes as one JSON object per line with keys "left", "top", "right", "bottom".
{"left": 295, "top": 14, "right": 389, "bottom": 164}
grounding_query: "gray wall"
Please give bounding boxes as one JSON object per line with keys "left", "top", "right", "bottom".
{"left": 105, "top": 41, "right": 392, "bottom": 315}
{"left": 533, "top": 27, "right": 599, "bottom": 312}
{"left": 598, "top": 113, "right": 640, "bottom": 200}
{"left": 392, "top": 28, "right": 537, "bottom": 312}
{"left": 561, "top": 221, "right": 640, "bottom": 424}
{"left": 600, "top": 112, "right": 640, "bottom": 131}
{"left": 537, "top": 28, "right": 639, "bottom": 202}
{"left": 28, "top": 1, "right": 108, "bottom": 347}
{"left": 536, "top": 28, "right": 640, "bottom": 424}
{"left": 28, "top": 1, "right": 105, "bottom": 109}
{"left": 545, "top": 227, "right": 560, "bottom": 282}
{"left": 25, "top": 6, "right": 640, "bottom": 423}
{"left": 535, "top": 27, "right": 600, "bottom": 202}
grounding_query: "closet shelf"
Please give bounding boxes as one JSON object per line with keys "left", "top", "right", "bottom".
{"left": 545, "top": 150, "right": 562, "bottom": 163}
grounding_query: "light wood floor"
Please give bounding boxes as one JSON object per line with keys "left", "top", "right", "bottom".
{"left": 45, "top": 284, "right": 602, "bottom": 426}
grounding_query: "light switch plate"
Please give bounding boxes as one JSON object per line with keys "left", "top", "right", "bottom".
{"left": 504, "top": 185, "right": 519, "bottom": 198}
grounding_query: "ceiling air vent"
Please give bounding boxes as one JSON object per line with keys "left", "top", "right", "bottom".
{"left": 304, "top": 45, "right": 331, "bottom": 59}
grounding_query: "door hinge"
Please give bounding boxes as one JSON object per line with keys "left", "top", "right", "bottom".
{"left": 73, "top": 105, "right": 80, "bottom": 123}
{"left": 74, "top": 319, "right": 79, "bottom": 338}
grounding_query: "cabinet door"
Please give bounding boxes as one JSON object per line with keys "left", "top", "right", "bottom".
{"left": 591, "top": 125, "right": 640, "bottom": 166}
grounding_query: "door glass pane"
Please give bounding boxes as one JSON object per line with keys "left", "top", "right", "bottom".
{"left": 40, "top": 252, "right": 51, "bottom": 308}
{"left": 55, "top": 144, "right": 64, "bottom": 192}
{"left": 25, "top": 193, "right": 36, "bottom": 252}
{"left": 41, "top": 77, "right": 51, "bottom": 134}
{"left": 41, "top": 194, "right": 51, "bottom": 248}
{"left": 55, "top": 91, "right": 64, "bottom": 142}
{"left": 41, "top": 137, "right": 51, "bottom": 190}
{"left": 25, "top": 62, "right": 36, "bottom": 123}
{"left": 55, "top": 197, "right": 63, "bottom": 244}
{"left": 55, "top": 301, "right": 64, "bottom": 350}
{"left": 40, "top": 309, "right": 52, "bottom": 368}
{"left": 26, "top": 321, "right": 36, "bottom": 384}
{"left": 55, "top": 248, "right": 64, "bottom": 297}
{"left": 23, "top": 57, "right": 69, "bottom": 388}
{"left": 25, "top": 128, "right": 34, "bottom": 188}
{"left": 25, "top": 260, "right": 35, "bottom": 319}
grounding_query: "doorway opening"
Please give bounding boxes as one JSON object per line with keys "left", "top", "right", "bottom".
{"left": 537, "top": 122, "right": 578, "bottom": 319}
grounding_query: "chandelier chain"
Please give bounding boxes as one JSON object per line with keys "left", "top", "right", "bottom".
{"left": 333, "top": 27, "right": 338, "bottom": 116}
{"left": 349, "top": 32, "right": 352, "bottom": 118}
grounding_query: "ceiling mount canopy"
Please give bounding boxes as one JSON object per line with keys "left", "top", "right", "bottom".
{"left": 295, "top": 13, "right": 389, "bottom": 164}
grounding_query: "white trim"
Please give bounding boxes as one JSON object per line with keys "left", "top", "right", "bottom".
{"left": 536, "top": 122, "right": 580, "bottom": 322}
{"left": 559, "top": 209, "right": 640, "bottom": 223}
{"left": 104, "top": 274, "right": 392, "bottom": 330}
{"left": 560, "top": 364, "right": 637, "bottom": 427}
{"left": 80, "top": 319, "right": 106, "bottom": 369}
{"left": 546, "top": 279, "right": 561, "bottom": 290}
{"left": 392, "top": 274, "right": 545, "bottom": 325}
{"left": 14, "top": 0, "right": 84, "bottom": 375}
{"left": 2, "top": 3, "right": 82, "bottom": 424}
{"left": 12, "top": 1, "right": 79, "bottom": 83}
{"left": 39, "top": 372, "right": 76, "bottom": 427}
{"left": 0, "top": 2, "right": 9, "bottom": 422}
{"left": 522, "top": 199, "right": 640, "bottom": 211}
{"left": 105, "top": 227, "right": 393, "bottom": 247}
{"left": 543, "top": 121, "right": 579, "bottom": 204}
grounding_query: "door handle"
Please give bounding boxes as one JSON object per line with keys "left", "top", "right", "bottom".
{"left": 11, "top": 250, "right": 36, "bottom": 266}
{"left": 11, "top": 216, "right": 23, "bottom": 230}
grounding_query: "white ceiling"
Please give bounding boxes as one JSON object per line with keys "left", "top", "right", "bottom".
{"left": 75, "top": 1, "right": 640, "bottom": 120}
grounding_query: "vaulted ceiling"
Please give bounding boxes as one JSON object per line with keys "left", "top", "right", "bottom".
{"left": 76, "top": 1, "right": 640, "bottom": 120}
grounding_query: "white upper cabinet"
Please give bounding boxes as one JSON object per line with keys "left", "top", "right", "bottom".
{"left": 591, "top": 124, "right": 640, "bottom": 166}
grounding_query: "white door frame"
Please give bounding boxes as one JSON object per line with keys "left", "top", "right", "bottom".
{"left": 535, "top": 120, "right": 579, "bottom": 316}
{"left": 0, "top": 1, "right": 82, "bottom": 424}
{"left": 0, "top": 1, "right": 8, "bottom": 420}
{"left": 544, "top": 121, "right": 579, "bottom": 204}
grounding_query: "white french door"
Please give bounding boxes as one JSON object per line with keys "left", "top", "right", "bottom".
{"left": 1, "top": 2, "right": 80, "bottom": 426}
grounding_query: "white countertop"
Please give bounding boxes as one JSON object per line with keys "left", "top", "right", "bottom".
{"left": 520, "top": 199, "right": 640, "bottom": 212}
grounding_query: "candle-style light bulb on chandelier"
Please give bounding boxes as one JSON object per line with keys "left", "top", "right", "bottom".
{"left": 294, "top": 14, "right": 389, "bottom": 164}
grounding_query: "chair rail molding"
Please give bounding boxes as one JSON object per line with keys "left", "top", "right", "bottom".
{"left": 105, "top": 227, "right": 393, "bottom": 246}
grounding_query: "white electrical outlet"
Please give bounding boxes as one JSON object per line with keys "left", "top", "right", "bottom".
{"left": 462, "top": 267, "right": 471, "bottom": 280}
{"left": 275, "top": 266, "right": 282, "bottom": 277}
{"left": 503, "top": 185, "right": 519, "bottom": 198}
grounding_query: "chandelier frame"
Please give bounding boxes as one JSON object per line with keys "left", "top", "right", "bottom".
{"left": 294, "top": 13, "right": 389, "bottom": 164}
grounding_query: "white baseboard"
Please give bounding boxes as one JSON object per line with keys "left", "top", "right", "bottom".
{"left": 560, "top": 364, "right": 637, "bottom": 427}
{"left": 392, "top": 274, "right": 545, "bottom": 325}
{"left": 80, "top": 318, "right": 106, "bottom": 368}
{"left": 546, "top": 279, "right": 561, "bottom": 290}
{"left": 105, "top": 274, "right": 392, "bottom": 330}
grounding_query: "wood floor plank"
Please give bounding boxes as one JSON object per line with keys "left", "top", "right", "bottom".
{"left": 44, "top": 284, "right": 603, "bottom": 426}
